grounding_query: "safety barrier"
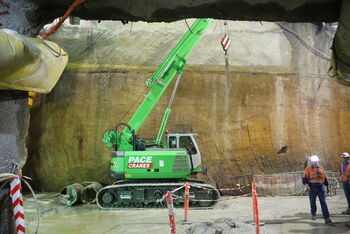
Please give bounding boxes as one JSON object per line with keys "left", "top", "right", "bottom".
{"left": 165, "top": 191, "right": 176, "bottom": 234}
{"left": 160, "top": 182, "right": 223, "bottom": 233}
{"left": 0, "top": 173, "right": 39, "bottom": 234}
{"left": 252, "top": 181, "right": 260, "bottom": 234}
{"left": 159, "top": 183, "right": 198, "bottom": 233}
{"left": 160, "top": 182, "right": 260, "bottom": 234}
{"left": 253, "top": 171, "right": 340, "bottom": 196}
{"left": 324, "top": 171, "right": 340, "bottom": 197}
{"left": 218, "top": 184, "right": 251, "bottom": 196}
{"left": 10, "top": 176, "right": 25, "bottom": 234}
{"left": 183, "top": 182, "right": 190, "bottom": 223}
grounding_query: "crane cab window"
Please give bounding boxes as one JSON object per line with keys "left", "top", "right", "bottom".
{"left": 169, "top": 136, "right": 177, "bottom": 148}
{"left": 179, "top": 136, "right": 197, "bottom": 154}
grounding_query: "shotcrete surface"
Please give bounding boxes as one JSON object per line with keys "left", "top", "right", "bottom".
{"left": 25, "top": 194, "right": 350, "bottom": 233}
{"left": 0, "top": 91, "right": 29, "bottom": 173}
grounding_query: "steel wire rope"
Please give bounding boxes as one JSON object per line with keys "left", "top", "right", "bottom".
{"left": 118, "top": 86, "right": 149, "bottom": 124}
{"left": 224, "top": 20, "right": 229, "bottom": 38}
{"left": 213, "top": 19, "right": 219, "bottom": 33}
{"left": 219, "top": 20, "right": 223, "bottom": 38}
{"left": 221, "top": 20, "right": 230, "bottom": 86}
{"left": 39, "top": 37, "right": 68, "bottom": 57}
{"left": 184, "top": 19, "right": 193, "bottom": 34}
{"left": 276, "top": 22, "right": 331, "bottom": 61}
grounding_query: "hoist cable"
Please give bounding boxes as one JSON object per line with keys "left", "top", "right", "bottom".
{"left": 276, "top": 22, "right": 331, "bottom": 61}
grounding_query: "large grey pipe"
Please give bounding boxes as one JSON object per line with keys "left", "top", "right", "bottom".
{"left": 331, "top": 0, "right": 350, "bottom": 86}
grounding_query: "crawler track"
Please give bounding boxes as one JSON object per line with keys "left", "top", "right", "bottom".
{"left": 96, "top": 179, "right": 220, "bottom": 209}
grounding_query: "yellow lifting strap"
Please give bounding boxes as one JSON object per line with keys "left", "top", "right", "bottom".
{"left": 0, "top": 29, "right": 68, "bottom": 93}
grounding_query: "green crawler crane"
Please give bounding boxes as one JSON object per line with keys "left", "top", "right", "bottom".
{"left": 97, "top": 19, "right": 220, "bottom": 208}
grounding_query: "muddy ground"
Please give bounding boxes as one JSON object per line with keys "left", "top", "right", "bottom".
{"left": 24, "top": 193, "right": 350, "bottom": 234}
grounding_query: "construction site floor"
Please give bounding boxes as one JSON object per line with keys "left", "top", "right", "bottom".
{"left": 25, "top": 193, "right": 350, "bottom": 233}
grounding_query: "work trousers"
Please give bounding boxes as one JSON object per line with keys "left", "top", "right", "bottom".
{"left": 309, "top": 183, "right": 330, "bottom": 220}
{"left": 343, "top": 182, "right": 350, "bottom": 208}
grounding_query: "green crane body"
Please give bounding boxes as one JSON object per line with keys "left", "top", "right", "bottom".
{"left": 98, "top": 18, "right": 221, "bottom": 208}
{"left": 103, "top": 19, "right": 212, "bottom": 181}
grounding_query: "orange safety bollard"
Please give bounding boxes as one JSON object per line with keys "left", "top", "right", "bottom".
{"left": 183, "top": 182, "right": 190, "bottom": 223}
{"left": 166, "top": 191, "right": 176, "bottom": 234}
{"left": 252, "top": 181, "right": 260, "bottom": 234}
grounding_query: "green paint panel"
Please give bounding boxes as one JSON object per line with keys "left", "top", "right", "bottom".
{"left": 111, "top": 150, "right": 190, "bottom": 179}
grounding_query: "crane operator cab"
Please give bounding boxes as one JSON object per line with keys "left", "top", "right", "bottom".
{"left": 166, "top": 133, "right": 201, "bottom": 174}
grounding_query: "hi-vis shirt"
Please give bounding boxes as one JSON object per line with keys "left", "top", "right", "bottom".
{"left": 342, "top": 164, "right": 350, "bottom": 183}
{"left": 340, "top": 162, "right": 350, "bottom": 182}
{"left": 303, "top": 166, "right": 326, "bottom": 184}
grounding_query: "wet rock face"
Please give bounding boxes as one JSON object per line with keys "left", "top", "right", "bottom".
{"left": 24, "top": 21, "right": 350, "bottom": 191}
{"left": 25, "top": 64, "right": 350, "bottom": 190}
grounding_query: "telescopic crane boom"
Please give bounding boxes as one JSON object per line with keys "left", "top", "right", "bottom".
{"left": 103, "top": 18, "right": 212, "bottom": 151}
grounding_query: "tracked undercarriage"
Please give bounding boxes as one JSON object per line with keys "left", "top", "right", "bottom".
{"left": 96, "top": 179, "right": 220, "bottom": 209}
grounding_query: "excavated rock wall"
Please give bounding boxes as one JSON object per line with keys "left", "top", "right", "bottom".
{"left": 24, "top": 21, "right": 350, "bottom": 191}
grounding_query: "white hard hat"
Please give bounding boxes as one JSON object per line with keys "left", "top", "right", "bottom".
{"left": 341, "top": 152, "right": 350, "bottom": 158}
{"left": 310, "top": 155, "right": 320, "bottom": 162}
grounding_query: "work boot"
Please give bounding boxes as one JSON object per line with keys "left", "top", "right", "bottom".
{"left": 325, "top": 218, "right": 332, "bottom": 224}
{"left": 311, "top": 215, "right": 316, "bottom": 220}
{"left": 342, "top": 208, "right": 350, "bottom": 215}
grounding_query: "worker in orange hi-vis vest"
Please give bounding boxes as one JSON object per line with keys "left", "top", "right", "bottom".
{"left": 340, "top": 152, "right": 350, "bottom": 214}
{"left": 302, "top": 155, "right": 332, "bottom": 224}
